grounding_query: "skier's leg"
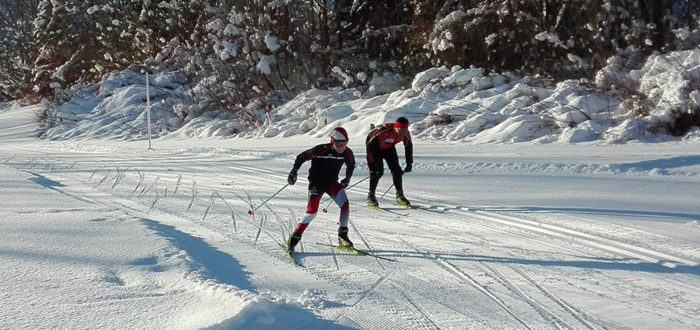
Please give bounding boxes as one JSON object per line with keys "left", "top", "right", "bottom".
{"left": 366, "top": 149, "right": 383, "bottom": 206}
{"left": 385, "top": 147, "right": 402, "bottom": 191}
{"left": 287, "top": 184, "right": 322, "bottom": 251}
{"left": 328, "top": 182, "right": 349, "bottom": 227}
{"left": 329, "top": 181, "right": 353, "bottom": 247}
{"left": 386, "top": 147, "right": 410, "bottom": 206}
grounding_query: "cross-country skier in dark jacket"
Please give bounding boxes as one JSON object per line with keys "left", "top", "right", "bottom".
{"left": 365, "top": 117, "right": 413, "bottom": 207}
{"left": 286, "top": 127, "right": 356, "bottom": 252}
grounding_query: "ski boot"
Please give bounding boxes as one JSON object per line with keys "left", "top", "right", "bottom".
{"left": 367, "top": 192, "right": 379, "bottom": 208}
{"left": 396, "top": 190, "right": 411, "bottom": 207}
{"left": 286, "top": 232, "right": 302, "bottom": 252}
{"left": 338, "top": 226, "right": 353, "bottom": 248}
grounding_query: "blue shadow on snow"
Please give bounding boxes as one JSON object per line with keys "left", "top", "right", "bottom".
{"left": 140, "top": 219, "right": 256, "bottom": 292}
{"left": 609, "top": 155, "right": 700, "bottom": 173}
{"left": 27, "top": 171, "right": 65, "bottom": 187}
{"left": 140, "top": 219, "right": 353, "bottom": 329}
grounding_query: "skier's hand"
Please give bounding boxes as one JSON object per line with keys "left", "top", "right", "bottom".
{"left": 340, "top": 177, "right": 350, "bottom": 188}
{"left": 404, "top": 163, "right": 412, "bottom": 173}
{"left": 287, "top": 170, "right": 297, "bottom": 185}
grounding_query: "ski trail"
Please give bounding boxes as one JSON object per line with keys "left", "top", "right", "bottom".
{"left": 138, "top": 175, "right": 159, "bottom": 198}
{"left": 173, "top": 174, "right": 182, "bottom": 194}
{"left": 253, "top": 213, "right": 266, "bottom": 246}
{"left": 131, "top": 171, "right": 145, "bottom": 196}
{"left": 438, "top": 259, "right": 534, "bottom": 330}
{"left": 326, "top": 234, "right": 340, "bottom": 271}
{"left": 202, "top": 191, "right": 216, "bottom": 221}
{"left": 280, "top": 208, "right": 295, "bottom": 241}
{"left": 95, "top": 170, "right": 111, "bottom": 188}
{"left": 149, "top": 185, "right": 160, "bottom": 211}
{"left": 391, "top": 282, "right": 441, "bottom": 329}
{"left": 231, "top": 191, "right": 253, "bottom": 212}
{"left": 186, "top": 180, "right": 197, "bottom": 211}
{"left": 214, "top": 191, "right": 237, "bottom": 232}
{"left": 508, "top": 265, "right": 604, "bottom": 330}
{"left": 465, "top": 209, "right": 698, "bottom": 268}
{"left": 348, "top": 218, "right": 386, "bottom": 269}
{"left": 264, "top": 204, "right": 289, "bottom": 241}
{"left": 479, "top": 263, "right": 574, "bottom": 330}
{"left": 349, "top": 267, "right": 397, "bottom": 307}
{"left": 111, "top": 168, "right": 125, "bottom": 189}
{"left": 401, "top": 238, "right": 535, "bottom": 330}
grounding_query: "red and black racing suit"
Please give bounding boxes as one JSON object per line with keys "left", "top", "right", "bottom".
{"left": 291, "top": 143, "right": 355, "bottom": 234}
{"left": 365, "top": 123, "right": 413, "bottom": 195}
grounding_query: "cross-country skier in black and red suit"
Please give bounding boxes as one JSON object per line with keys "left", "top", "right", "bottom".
{"left": 285, "top": 127, "right": 356, "bottom": 252}
{"left": 365, "top": 117, "right": 413, "bottom": 207}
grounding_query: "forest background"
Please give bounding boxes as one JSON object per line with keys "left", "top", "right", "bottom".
{"left": 1, "top": 1, "right": 698, "bottom": 135}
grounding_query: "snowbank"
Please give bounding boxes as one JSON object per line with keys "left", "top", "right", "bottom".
{"left": 39, "top": 49, "right": 699, "bottom": 144}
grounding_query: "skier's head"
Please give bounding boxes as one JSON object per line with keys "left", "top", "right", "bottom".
{"left": 394, "top": 117, "right": 409, "bottom": 137}
{"left": 330, "top": 127, "right": 349, "bottom": 153}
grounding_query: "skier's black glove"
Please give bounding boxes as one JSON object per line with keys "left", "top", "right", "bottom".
{"left": 287, "top": 169, "right": 297, "bottom": 185}
{"left": 404, "top": 163, "right": 412, "bottom": 173}
{"left": 340, "top": 177, "right": 350, "bottom": 188}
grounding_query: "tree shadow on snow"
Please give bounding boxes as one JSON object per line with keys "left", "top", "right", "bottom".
{"left": 324, "top": 249, "right": 700, "bottom": 276}
{"left": 139, "top": 219, "right": 256, "bottom": 292}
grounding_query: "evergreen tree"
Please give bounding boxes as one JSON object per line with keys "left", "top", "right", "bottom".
{"left": 0, "top": 0, "right": 40, "bottom": 100}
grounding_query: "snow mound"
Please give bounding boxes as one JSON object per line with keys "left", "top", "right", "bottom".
{"left": 39, "top": 49, "right": 699, "bottom": 144}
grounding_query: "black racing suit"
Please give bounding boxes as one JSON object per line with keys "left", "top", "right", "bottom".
{"left": 292, "top": 143, "right": 355, "bottom": 190}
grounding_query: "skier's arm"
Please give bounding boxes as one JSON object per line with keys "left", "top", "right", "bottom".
{"left": 404, "top": 138, "right": 413, "bottom": 167}
{"left": 292, "top": 144, "right": 325, "bottom": 172}
{"left": 344, "top": 149, "right": 356, "bottom": 181}
{"left": 289, "top": 144, "right": 326, "bottom": 185}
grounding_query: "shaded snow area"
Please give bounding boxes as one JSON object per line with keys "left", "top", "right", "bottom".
{"left": 2, "top": 101, "right": 700, "bottom": 329}
{"left": 40, "top": 49, "right": 699, "bottom": 145}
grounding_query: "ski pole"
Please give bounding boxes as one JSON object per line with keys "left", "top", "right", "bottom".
{"left": 379, "top": 183, "right": 394, "bottom": 199}
{"left": 248, "top": 183, "right": 289, "bottom": 215}
{"left": 322, "top": 175, "right": 369, "bottom": 213}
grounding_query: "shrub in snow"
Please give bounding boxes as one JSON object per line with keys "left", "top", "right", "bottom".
{"left": 599, "top": 49, "right": 700, "bottom": 136}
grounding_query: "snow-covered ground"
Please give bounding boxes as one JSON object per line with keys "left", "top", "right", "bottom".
{"left": 1, "top": 98, "right": 699, "bottom": 329}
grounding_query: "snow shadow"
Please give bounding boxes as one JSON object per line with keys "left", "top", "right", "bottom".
{"left": 507, "top": 206, "right": 700, "bottom": 221}
{"left": 474, "top": 204, "right": 700, "bottom": 221}
{"left": 387, "top": 251, "right": 700, "bottom": 275}
{"left": 609, "top": 155, "right": 700, "bottom": 173}
{"left": 140, "top": 219, "right": 255, "bottom": 292}
{"left": 461, "top": 254, "right": 700, "bottom": 276}
{"left": 27, "top": 171, "right": 65, "bottom": 188}
{"left": 206, "top": 299, "right": 355, "bottom": 330}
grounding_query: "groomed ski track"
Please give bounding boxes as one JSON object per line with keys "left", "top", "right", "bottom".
{"left": 2, "top": 141, "right": 700, "bottom": 329}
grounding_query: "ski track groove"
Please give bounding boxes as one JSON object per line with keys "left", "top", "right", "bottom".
{"left": 508, "top": 265, "right": 605, "bottom": 330}
{"left": 173, "top": 174, "right": 182, "bottom": 194}
{"left": 349, "top": 266, "right": 397, "bottom": 308}
{"left": 264, "top": 203, "right": 289, "bottom": 242}
{"left": 478, "top": 262, "right": 574, "bottom": 330}
{"left": 202, "top": 191, "right": 216, "bottom": 221}
{"left": 391, "top": 282, "right": 442, "bottom": 329}
{"left": 214, "top": 191, "right": 237, "bottom": 232}
{"left": 348, "top": 218, "right": 386, "bottom": 269}
{"left": 326, "top": 234, "right": 341, "bottom": 271}
{"left": 462, "top": 209, "right": 698, "bottom": 268}
{"left": 253, "top": 213, "right": 266, "bottom": 246}
{"left": 186, "top": 180, "right": 196, "bottom": 211}
{"left": 149, "top": 186, "right": 159, "bottom": 211}
{"left": 400, "top": 238, "right": 535, "bottom": 330}
{"left": 7, "top": 154, "right": 700, "bottom": 329}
